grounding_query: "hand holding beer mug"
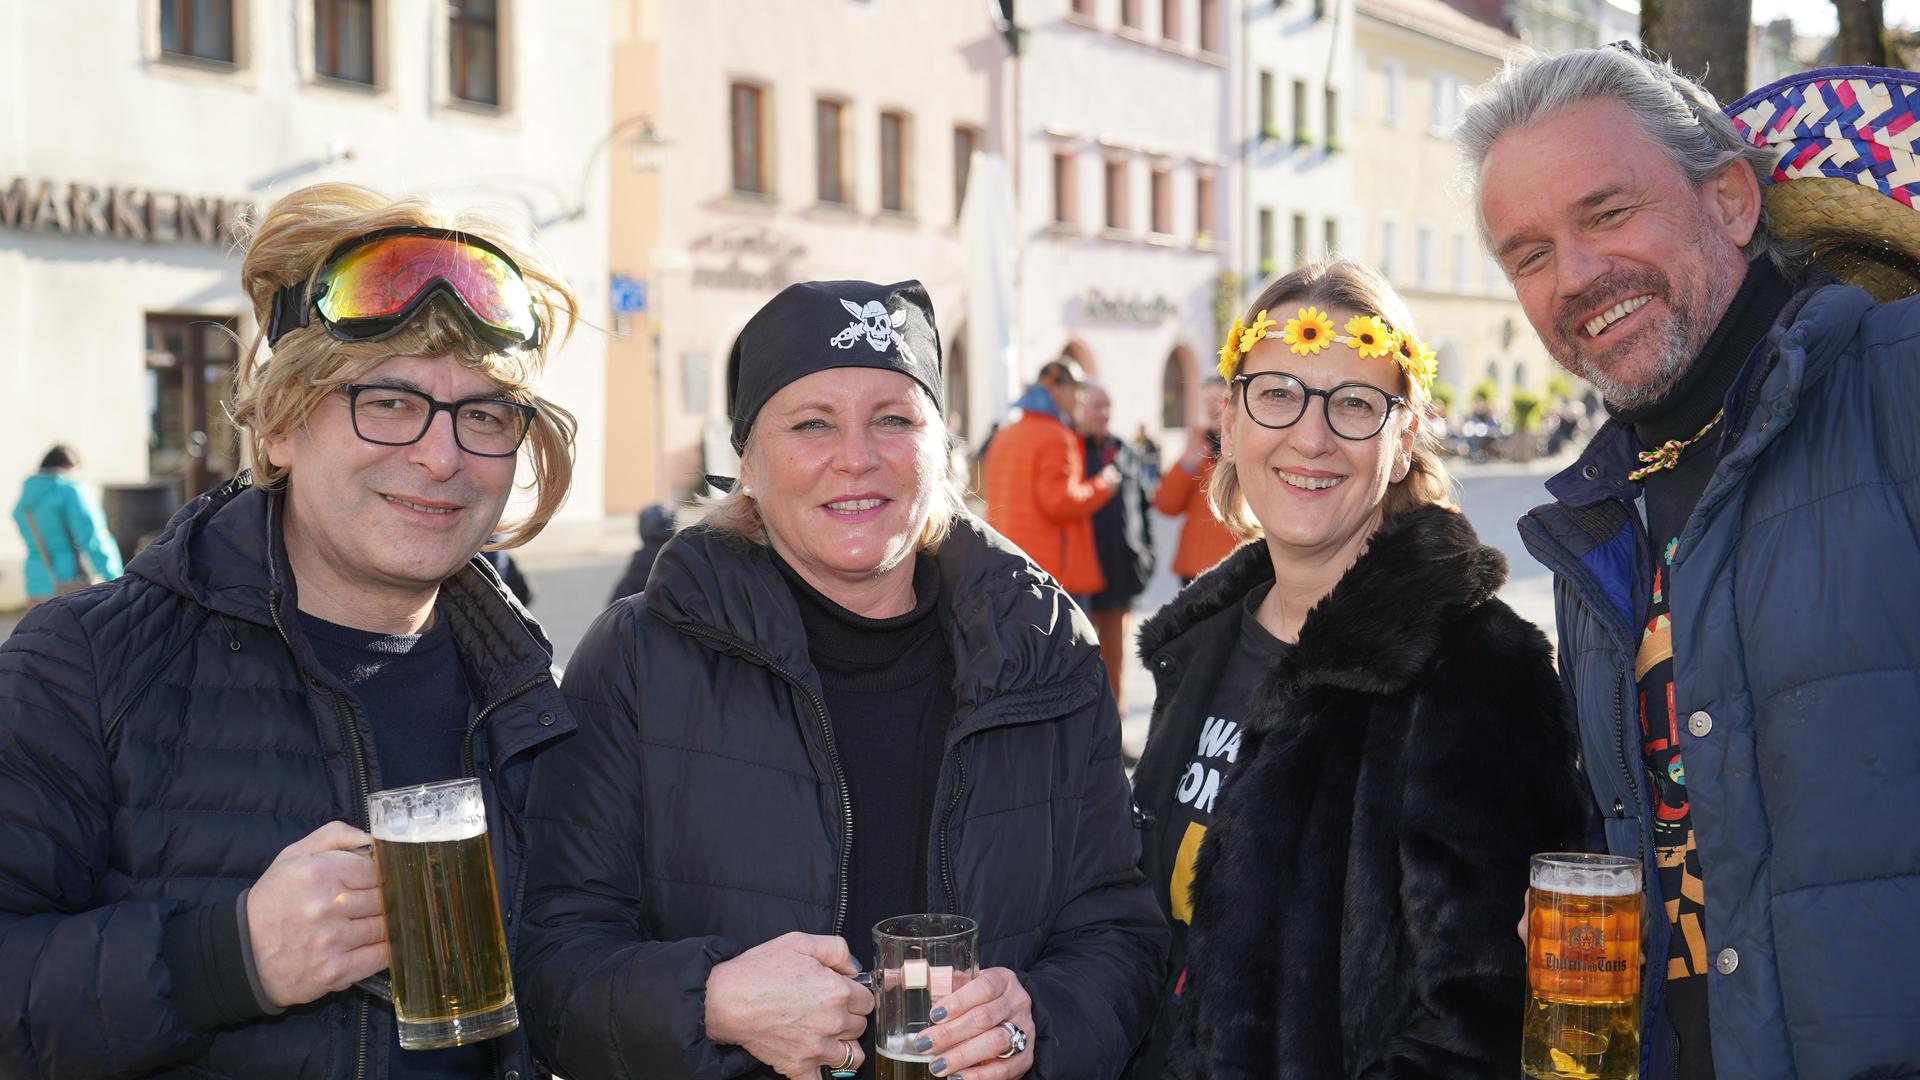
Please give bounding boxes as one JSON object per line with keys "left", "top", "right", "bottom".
{"left": 369, "top": 778, "right": 518, "bottom": 1049}
{"left": 874, "top": 915, "right": 1034, "bottom": 1080}
{"left": 1523, "top": 853, "right": 1643, "bottom": 1080}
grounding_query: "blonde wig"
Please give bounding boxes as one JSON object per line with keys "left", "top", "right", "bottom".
{"left": 1209, "top": 259, "right": 1455, "bottom": 541}
{"left": 229, "top": 183, "right": 579, "bottom": 548}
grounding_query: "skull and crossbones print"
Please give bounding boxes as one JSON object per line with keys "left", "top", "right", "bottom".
{"left": 830, "top": 298, "right": 909, "bottom": 353}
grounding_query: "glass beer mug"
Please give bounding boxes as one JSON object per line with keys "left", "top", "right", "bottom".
{"left": 872, "top": 914, "right": 979, "bottom": 1080}
{"left": 1522, "top": 852, "right": 1644, "bottom": 1080}
{"left": 368, "top": 778, "right": 519, "bottom": 1049}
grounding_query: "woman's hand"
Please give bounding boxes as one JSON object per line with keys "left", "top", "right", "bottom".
{"left": 704, "top": 932, "right": 876, "bottom": 1080}
{"left": 910, "top": 967, "right": 1035, "bottom": 1079}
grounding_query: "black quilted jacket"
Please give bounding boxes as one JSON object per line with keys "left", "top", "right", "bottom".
{"left": 515, "top": 518, "right": 1168, "bottom": 1080}
{"left": 0, "top": 477, "right": 572, "bottom": 1079}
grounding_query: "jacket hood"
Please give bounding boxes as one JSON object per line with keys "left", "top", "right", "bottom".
{"left": 127, "top": 474, "right": 555, "bottom": 699}
{"left": 1137, "top": 505, "right": 1508, "bottom": 696}
{"left": 646, "top": 515, "right": 1105, "bottom": 719}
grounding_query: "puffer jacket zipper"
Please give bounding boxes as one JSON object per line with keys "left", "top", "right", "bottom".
{"left": 670, "top": 620, "right": 854, "bottom": 937}
{"left": 269, "top": 597, "right": 371, "bottom": 1080}
{"left": 938, "top": 748, "right": 970, "bottom": 913}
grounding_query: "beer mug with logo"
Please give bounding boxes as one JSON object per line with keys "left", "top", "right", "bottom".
{"left": 871, "top": 914, "right": 979, "bottom": 1080}
{"left": 369, "top": 778, "right": 518, "bottom": 1049}
{"left": 1522, "top": 852, "right": 1643, "bottom": 1079}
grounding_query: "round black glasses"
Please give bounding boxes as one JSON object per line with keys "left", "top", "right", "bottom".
{"left": 340, "top": 383, "right": 537, "bottom": 458}
{"left": 1232, "top": 371, "right": 1404, "bottom": 441}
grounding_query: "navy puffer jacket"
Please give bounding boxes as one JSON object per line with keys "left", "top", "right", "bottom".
{"left": 1520, "top": 282, "right": 1920, "bottom": 1080}
{"left": 516, "top": 518, "right": 1168, "bottom": 1080}
{"left": 0, "top": 478, "right": 573, "bottom": 1079}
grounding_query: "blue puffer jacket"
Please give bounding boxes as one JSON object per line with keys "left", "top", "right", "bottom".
{"left": 0, "top": 477, "right": 574, "bottom": 1079}
{"left": 1519, "top": 282, "right": 1920, "bottom": 1080}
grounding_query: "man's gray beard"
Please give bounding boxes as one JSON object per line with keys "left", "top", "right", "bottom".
{"left": 1553, "top": 317, "right": 1695, "bottom": 410}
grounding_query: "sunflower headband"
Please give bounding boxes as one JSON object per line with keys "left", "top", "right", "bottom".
{"left": 1218, "top": 306, "right": 1436, "bottom": 394}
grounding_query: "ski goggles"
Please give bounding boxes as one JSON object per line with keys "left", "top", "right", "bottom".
{"left": 266, "top": 226, "right": 544, "bottom": 352}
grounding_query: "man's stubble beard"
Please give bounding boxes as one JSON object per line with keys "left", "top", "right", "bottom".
{"left": 1546, "top": 222, "right": 1746, "bottom": 412}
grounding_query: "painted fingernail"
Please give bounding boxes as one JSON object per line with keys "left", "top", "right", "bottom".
{"left": 914, "top": 1035, "right": 934, "bottom": 1053}
{"left": 931, "top": 1006, "right": 948, "bottom": 1022}
{"left": 931, "top": 1060, "right": 948, "bottom": 1076}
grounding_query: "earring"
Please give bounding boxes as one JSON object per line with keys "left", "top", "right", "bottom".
{"left": 741, "top": 483, "right": 753, "bottom": 497}
{"left": 1224, "top": 448, "right": 1233, "bottom": 459}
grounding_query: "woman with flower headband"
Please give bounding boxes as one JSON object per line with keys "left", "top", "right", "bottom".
{"left": 1122, "top": 260, "right": 1591, "bottom": 1080}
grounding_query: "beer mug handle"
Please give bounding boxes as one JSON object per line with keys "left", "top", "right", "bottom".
{"left": 355, "top": 973, "right": 394, "bottom": 1003}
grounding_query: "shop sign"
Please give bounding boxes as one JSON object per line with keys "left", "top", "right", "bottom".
{"left": 1083, "top": 289, "right": 1180, "bottom": 324}
{"left": 689, "top": 224, "right": 806, "bottom": 292}
{"left": 1, "top": 177, "right": 251, "bottom": 246}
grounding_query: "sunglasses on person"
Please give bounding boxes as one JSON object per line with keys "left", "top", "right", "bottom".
{"left": 267, "top": 226, "right": 544, "bottom": 352}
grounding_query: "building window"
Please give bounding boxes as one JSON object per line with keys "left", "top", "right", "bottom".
{"left": 1104, "top": 159, "right": 1128, "bottom": 231}
{"left": 1121, "top": 0, "right": 1143, "bottom": 30}
{"left": 1292, "top": 78, "right": 1309, "bottom": 143}
{"left": 1324, "top": 87, "right": 1339, "bottom": 148}
{"left": 1052, "top": 150, "right": 1077, "bottom": 225}
{"left": 315, "top": 0, "right": 374, "bottom": 84}
{"left": 1452, "top": 233, "right": 1468, "bottom": 292}
{"left": 1195, "top": 169, "right": 1216, "bottom": 242}
{"left": 880, "top": 110, "right": 911, "bottom": 214}
{"left": 1417, "top": 225, "right": 1436, "bottom": 287}
{"left": 1292, "top": 212, "right": 1308, "bottom": 265}
{"left": 1379, "top": 217, "right": 1399, "bottom": 281}
{"left": 1258, "top": 70, "right": 1276, "bottom": 138}
{"left": 1324, "top": 217, "right": 1339, "bottom": 257}
{"left": 1072, "top": 0, "right": 1096, "bottom": 14}
{"left": 731, "top": 82, "right": 770, "bottom": 196}
{"left": 816, "top": 99, "right": 849, "bottom": 205}
{"left": 449, "top": 0, "right": 500, "bottom": 106}
{"left": 1429, "top": 74, "right": 1460, "bottom": 135}
{"left": 953, "top": 125, "right": 980, "bottom": 222}
{"left": 1161, "top": 0, "right": 1181, "bottom": 45}
{"left": 1150, "top": 166, "right": 1172, "bottom": 235}
{"left": 1258, "top": 208, "right": 1275, "bottom": 269}
{"left": 1382, "top": 60, "right": 1402, "bottom": 125}
{"left": 1198, "top": 0, "right": 1220, "bottom": 53}
{"left": 146, "top": 314, "right": 242, "bottom": 500}
{"left": 160, "top": 0, "right": 235, "bottom": 63}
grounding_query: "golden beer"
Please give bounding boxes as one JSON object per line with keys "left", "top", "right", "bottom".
{"left": 1522, "top": 853, "right": 1643, "bottom": 1080}
{"left": 370, "top": 779, "right": 518, "bottom": 1049}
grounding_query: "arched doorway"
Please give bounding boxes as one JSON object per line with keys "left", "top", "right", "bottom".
{"left": 1161, "top": 344, "right": 1195, "bottom": 428}
{"left": 945, "top": 326, "right": 970, "bottom": 438}
{"left": 1059, "top": 337, "right": 1097, "bottom": 378}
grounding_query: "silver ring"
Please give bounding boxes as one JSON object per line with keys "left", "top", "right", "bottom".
{"left": 997, "top": 1020, "right": 1029, "bottom": 1058}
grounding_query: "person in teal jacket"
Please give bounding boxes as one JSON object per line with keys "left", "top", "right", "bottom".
{"left": 11, "top": 445, "right": 123, "bottom": 606}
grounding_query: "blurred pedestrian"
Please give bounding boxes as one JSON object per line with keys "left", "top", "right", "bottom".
{"left": 1133, "top": 424, "right": 1163, "bottom": 486}
{"left": 0, "top": 183, "right": 582, "bottom": 1079}
{"left": 1077, "top": 384, "right": 1155, "bottom": 707}
{"left": 11, "top": 444, "right": 123, "bottom": 608}
{"left": 1153, "top": 378, "right": 1239, "bottom": 584}
{"left": 980, "top": 358, "right": 1118, "bottom": 607}
{"left": 607, "top": 502, "right": 677, "bottom": 604}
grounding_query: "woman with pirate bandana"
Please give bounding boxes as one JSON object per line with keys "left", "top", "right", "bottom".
{"left": 517, "top": 279, "right": 1165, "bottom": 1080}
{"left": 1124, "top": 260, "right": 1590, "bottom": 1079}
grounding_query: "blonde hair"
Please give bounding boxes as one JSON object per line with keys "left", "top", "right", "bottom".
{"left": 229, "top": 183, "right": 580, "bottom": 548}
{"left": 701, "top": 383, "right": 970, "bottom": 553}
{"left": 1210, "top": 259, "right": 1455, "bottom": 541}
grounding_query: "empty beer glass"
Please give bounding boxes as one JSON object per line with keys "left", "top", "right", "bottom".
{"left": 369, "top": 778, "right": 518, "bottom": 1049}
{"left": 872, "top": 914, "right": 979, "bottom": 1080}
{"left": 1522, "top": 852, "right": 1643, "bottom": 1080}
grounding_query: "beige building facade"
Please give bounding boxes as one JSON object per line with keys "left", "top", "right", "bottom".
{"left": 1352, "top": 0, "right": 1557, "bottom": 407}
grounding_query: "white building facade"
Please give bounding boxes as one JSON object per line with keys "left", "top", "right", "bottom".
{"left": 0, "top": 0, "right": 612, "bottom": 606}
{"left": 1015, "top": 0, "right": 1233, "bottom": 444}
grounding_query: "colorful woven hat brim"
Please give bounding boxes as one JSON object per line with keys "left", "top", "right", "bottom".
{"left": 1726, "top": 66, "right": 1920, "bottom": 301}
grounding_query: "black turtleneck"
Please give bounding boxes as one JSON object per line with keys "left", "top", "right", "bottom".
{"left": 773, "top": 552, "right": 952, "bottom": 978}
{"left": 1608, "top": 258, "right": 1790, "bottom": 1080}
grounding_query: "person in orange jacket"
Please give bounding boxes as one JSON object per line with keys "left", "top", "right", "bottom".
{"left": 1154, "top": 378, "right": 1241, "bottom": 583}
{"left": 981, "top": 358, "right": 1119, "bottom": 603}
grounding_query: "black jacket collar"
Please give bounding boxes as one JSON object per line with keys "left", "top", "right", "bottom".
{"left": 1138, "top": 505, "right": 1507, "bottom": 699}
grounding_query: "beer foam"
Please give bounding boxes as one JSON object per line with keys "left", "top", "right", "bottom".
{"left": 374, "top": 814, "right": 486, "bottom": 843}
{"left": 1530, "top": 855, "right": 1640, "bottom": 896}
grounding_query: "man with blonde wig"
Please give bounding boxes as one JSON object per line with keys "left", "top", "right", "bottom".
{"left": 1461, "top": 47, "right": 1920, "bottom": 1080}
{"left": 0, "top": 183, "right": 581, "bottom": 1080}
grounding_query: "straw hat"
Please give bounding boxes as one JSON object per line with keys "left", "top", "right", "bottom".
{"left": 1725, "top": 67, "right": 1920, "bottom": 302}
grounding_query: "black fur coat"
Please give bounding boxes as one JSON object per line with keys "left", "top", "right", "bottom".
{"left": 1136, "top": 506, "right": 1591, "bottom": 1080}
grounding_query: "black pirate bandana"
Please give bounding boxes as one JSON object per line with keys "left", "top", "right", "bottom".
{"left": 727, "top": 279, "right": 943, "bottom": 455}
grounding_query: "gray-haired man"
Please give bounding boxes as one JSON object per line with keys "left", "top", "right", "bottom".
{"left": 1460, "top": 48, "right": 1920, "bottom": 1080}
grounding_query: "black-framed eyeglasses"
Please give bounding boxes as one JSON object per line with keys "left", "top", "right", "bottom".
{"left": 339, "top": 383, "right": 537, "bottom": 457}
{"left": 1233, "top": 371, "right": 1404, "bottom": 441}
